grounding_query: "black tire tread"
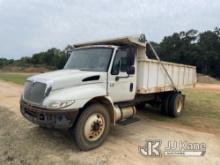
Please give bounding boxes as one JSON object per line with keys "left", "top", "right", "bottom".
{"left": 160, "top": 94, "right": 171, "bottom": 115}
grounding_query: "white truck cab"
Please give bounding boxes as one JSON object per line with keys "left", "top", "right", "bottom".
{"left": 20, "top": 34, "right": 197, "bottom": 151}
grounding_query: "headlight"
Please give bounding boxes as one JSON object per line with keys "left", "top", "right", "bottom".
{"left": 48, "top": 100, "right": 75, "bottom": 109}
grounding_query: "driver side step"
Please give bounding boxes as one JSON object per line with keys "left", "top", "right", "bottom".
{"left": 117, "top": 117, "right": 140, "bottom": 126}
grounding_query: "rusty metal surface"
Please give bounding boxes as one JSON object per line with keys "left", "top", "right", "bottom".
{"left": 137, "top": 59, "right": 197, "bottom": 94}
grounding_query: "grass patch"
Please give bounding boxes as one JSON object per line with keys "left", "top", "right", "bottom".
{"left": 181, "top": 90, "right": 220, "bottom": 128}
{"left": 0, "top": 72, "right": 33, "bottom": 85}
{"left": 141, "top": 89, "right": 220, "bottom": 132}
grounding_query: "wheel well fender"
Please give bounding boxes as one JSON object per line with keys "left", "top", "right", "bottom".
{"left": 77, "top": 96, "right": 115, "bottom": 124}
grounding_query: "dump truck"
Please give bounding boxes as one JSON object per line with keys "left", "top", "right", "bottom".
{"left": 20, "top": 34, "right": 197, "bottom": 151}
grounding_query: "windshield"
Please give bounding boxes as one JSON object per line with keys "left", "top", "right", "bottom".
{"left": 64, "top": 47, "right": 113, "bottom": 72}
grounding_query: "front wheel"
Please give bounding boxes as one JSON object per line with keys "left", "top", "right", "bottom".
{"left": 73, "top": 103, "right": 110, "bottom": 151}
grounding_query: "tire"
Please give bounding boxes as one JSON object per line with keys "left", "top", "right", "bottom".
{"left": 74, "top": 103, "right": 110, "bottom": 151}
{"left": 160, "top": 94, "right": 171, "bottom": 115}
{"left": 168, "top": 93, "right": 184, "bottom": 117}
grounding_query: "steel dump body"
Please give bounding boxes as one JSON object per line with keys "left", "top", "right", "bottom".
{"left": 137, "top": 59, "right": 197, "bottom": 94}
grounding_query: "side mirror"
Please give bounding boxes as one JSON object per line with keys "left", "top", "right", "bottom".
{"left": 127, "top": 65, "right": 135, "bottom": 75}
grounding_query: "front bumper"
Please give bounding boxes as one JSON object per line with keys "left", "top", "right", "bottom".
{"left": 20, "top": 100, "right": 79, "bottom": 129}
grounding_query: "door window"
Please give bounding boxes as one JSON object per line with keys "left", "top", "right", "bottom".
{"left": 111, "top": 49, "right": 128, "bottom": 75}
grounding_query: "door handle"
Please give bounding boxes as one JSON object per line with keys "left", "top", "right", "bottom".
{"left": 130, "top": 83, "right": 133, "bottom": 92}
{"left": 115, "top": 75, "right": 129, "bottom": 81}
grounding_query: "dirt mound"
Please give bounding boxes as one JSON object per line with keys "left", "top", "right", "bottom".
{"left": 197, "top": 74, "right": 220, "bottom": 84}
{"left": 1, "top": 65, "right": 23, "bottom": 72}
{"left": 23, "top": 67, "right": 49, "bottom": 73}
{"left": 195, "top": 83, "right": 220, "bottom": 91}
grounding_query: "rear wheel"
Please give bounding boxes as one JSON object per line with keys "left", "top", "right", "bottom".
{"left": 74, "top": 103, "right": 110, "bottom": 151}
{"left": 168, "top": 93, "right": 184, "bottom": 117}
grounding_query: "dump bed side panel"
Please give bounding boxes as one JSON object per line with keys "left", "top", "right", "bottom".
{"left": 137, "top": 59, "right": 197, "bottom": 94}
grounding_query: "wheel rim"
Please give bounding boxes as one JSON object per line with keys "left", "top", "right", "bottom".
{"left": 176, "top": 98, "right": 183, "bottom": 113}
{"left": 84, "top": 113, "right": 105, "bottom": 142}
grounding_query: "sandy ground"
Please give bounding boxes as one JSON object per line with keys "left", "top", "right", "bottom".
{"left": 0, "top": 80, "right": 220, "bottom": 165}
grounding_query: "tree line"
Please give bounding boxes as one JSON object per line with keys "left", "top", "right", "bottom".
{"left": 147, "top": 27, "right": 220, "bottom": 78}
{"left": 0, "top": 48, "right": 69, "bottom": 70}
{"left": 0, "top": 27, "right": 220, "bottom": 77}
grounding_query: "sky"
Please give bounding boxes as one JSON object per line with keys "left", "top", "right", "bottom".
{"left": 0, "top": 0, "right": 219, "bottom": 59}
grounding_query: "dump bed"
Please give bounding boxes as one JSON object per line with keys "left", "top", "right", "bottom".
{"left": 137, "top": 59, "right": 197, "bottom": 94}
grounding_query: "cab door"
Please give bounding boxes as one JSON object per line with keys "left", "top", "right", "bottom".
{"left": 108, "top": 46, "right": 136, "bottom": 102}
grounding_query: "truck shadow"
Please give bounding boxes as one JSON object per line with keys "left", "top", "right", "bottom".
{"left": 137, "top": 104, "right": 160, "bottom": 115}
{"left": 136, "top": 104, "right": 170, "bottom": 121}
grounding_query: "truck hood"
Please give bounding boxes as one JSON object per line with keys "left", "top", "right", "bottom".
{"left": 27, "top": 69, "right": 106, "bottom": 91}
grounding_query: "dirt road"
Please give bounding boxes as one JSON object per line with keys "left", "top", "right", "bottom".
{"left": 0, "top": 80, "right": 220, "bottom": 165}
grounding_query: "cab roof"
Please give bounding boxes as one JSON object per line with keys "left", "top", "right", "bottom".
{"left": 73, "top": 34, "right": 146, "bottom": 48}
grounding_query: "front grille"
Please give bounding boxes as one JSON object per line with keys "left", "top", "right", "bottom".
{"left": 23, "top": 81, "right": 47, "bottom": 104}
